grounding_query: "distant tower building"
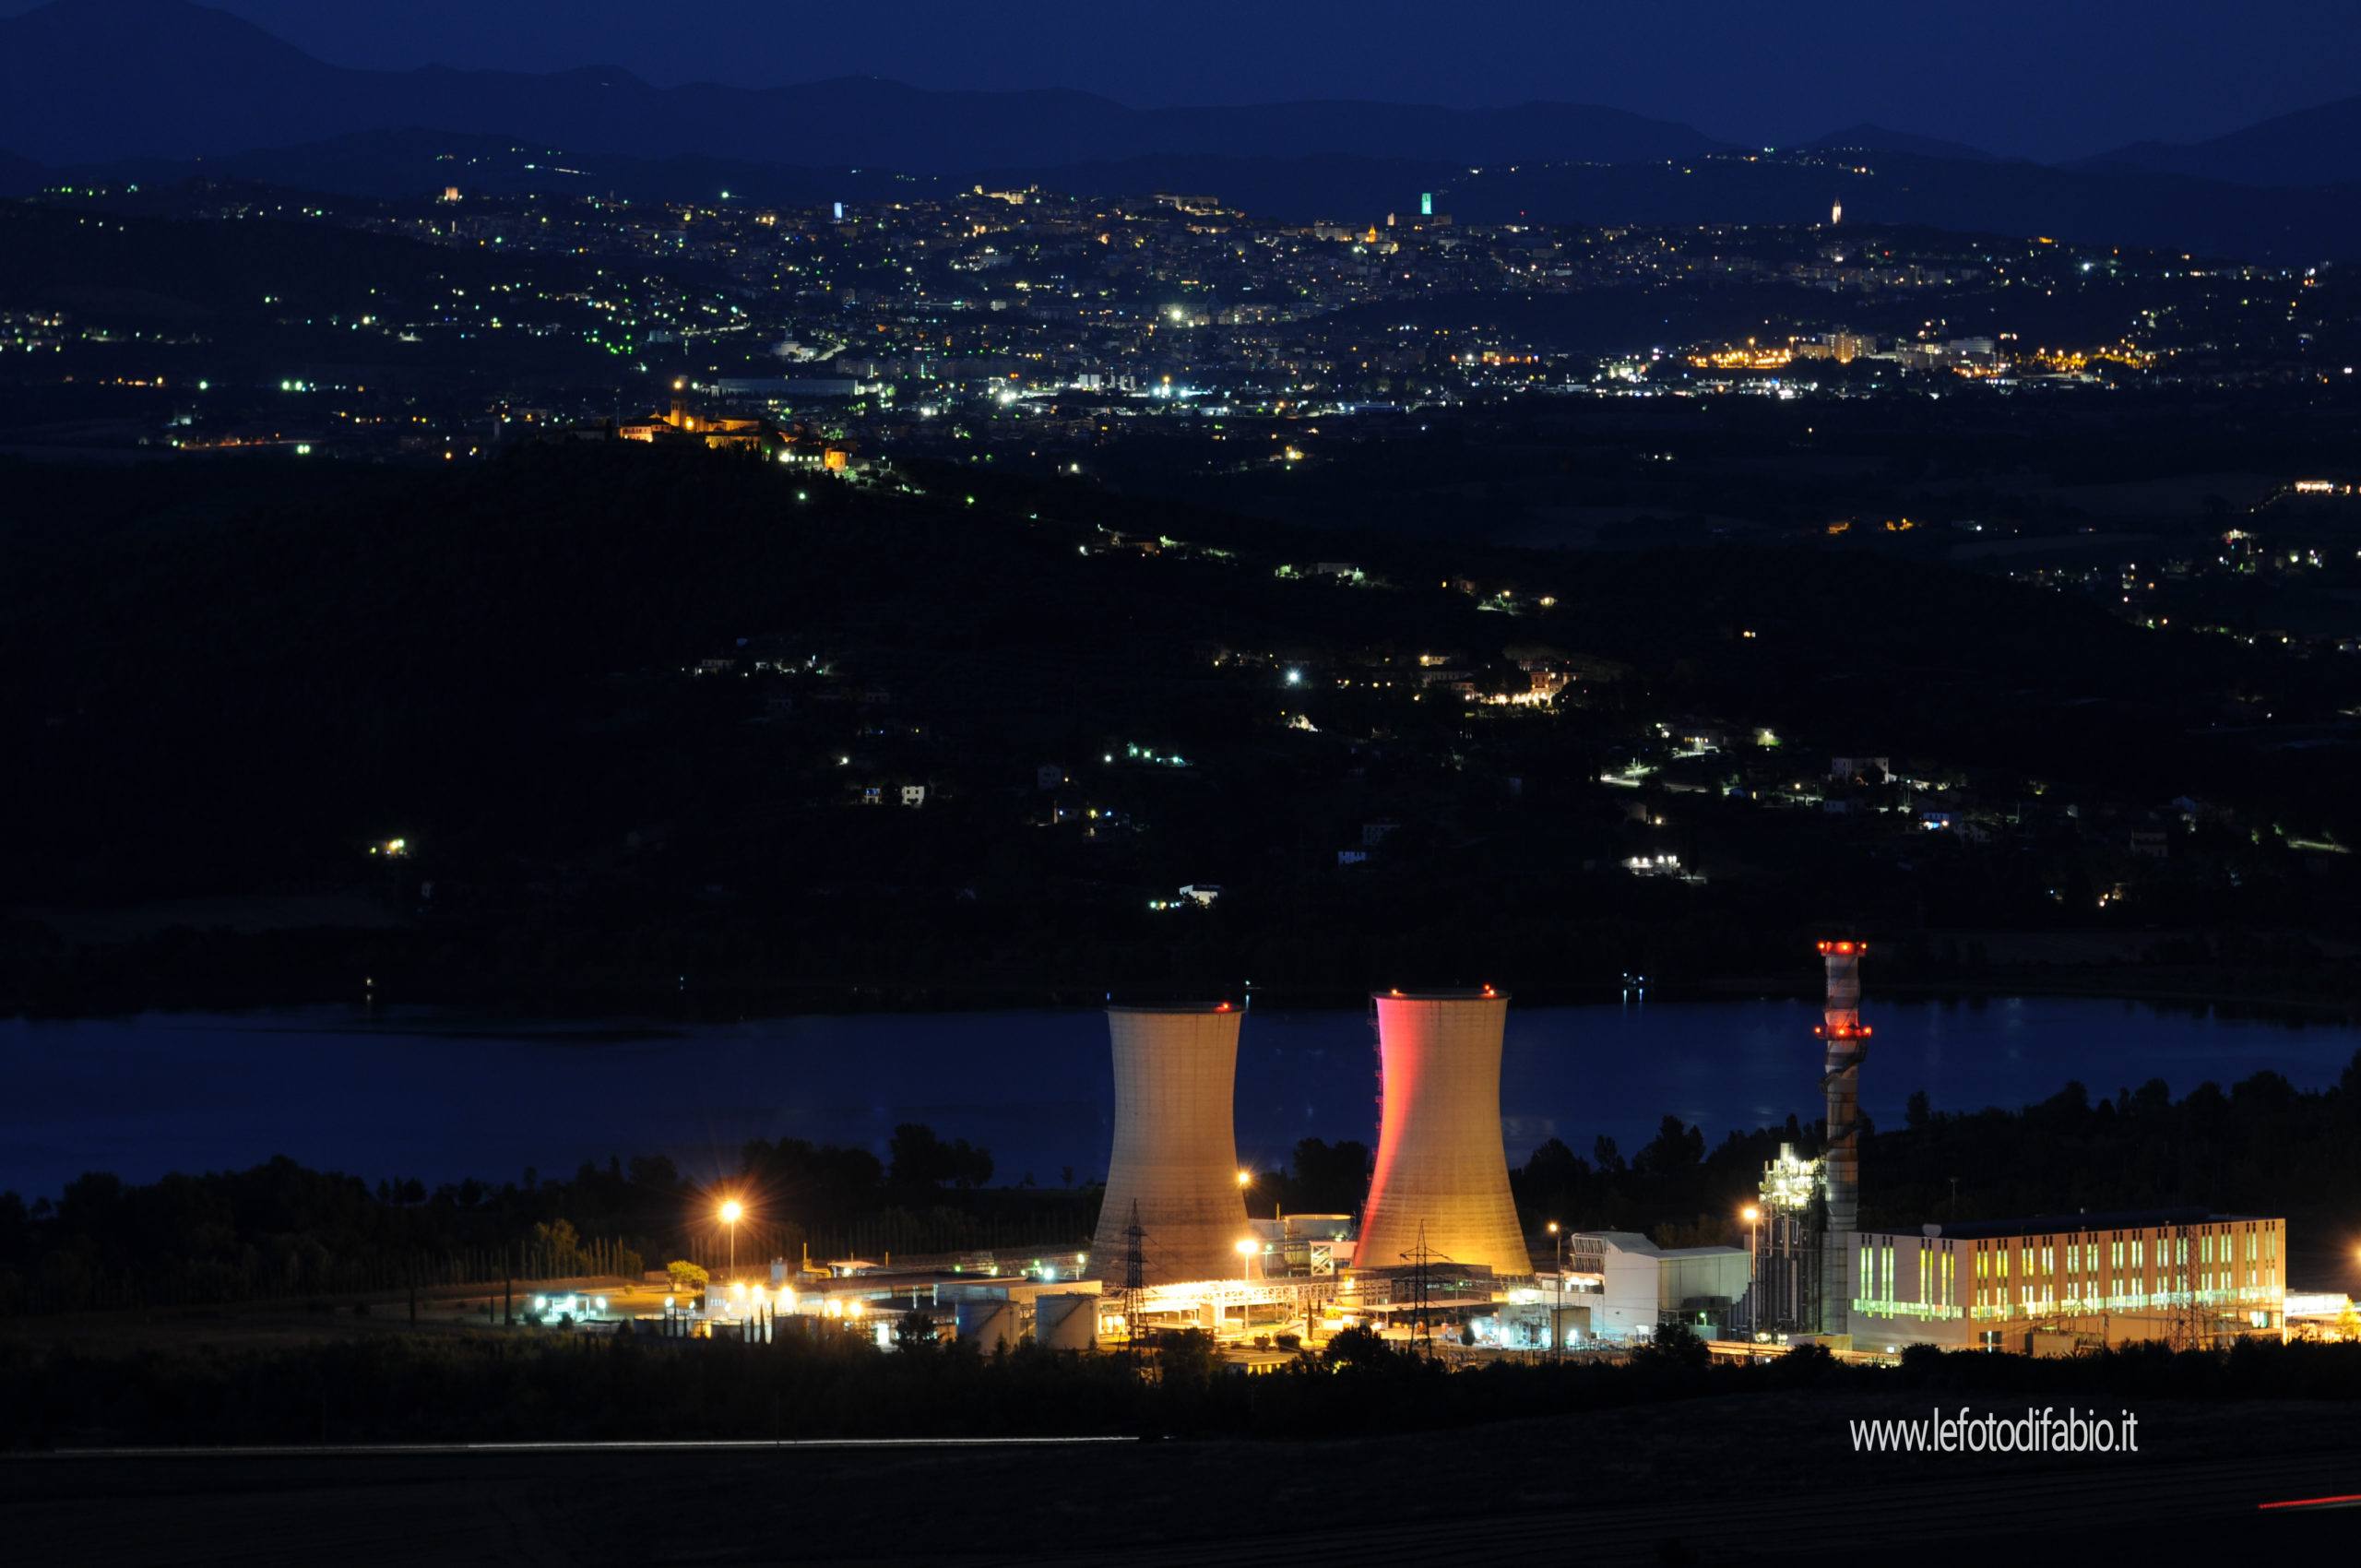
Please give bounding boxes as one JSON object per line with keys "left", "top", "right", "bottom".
{"left": 1087, "top": 1004, "right": 1252, "bottom": 1286}
{"left": 1831, "top": 198, "right": 1843, "bottom": 227}
{"left": 1816, "top": 941, "right": 1869, "bottom": 1336}
{"left": 1356, "top": 990, "right": 1533, "bottom": 1276}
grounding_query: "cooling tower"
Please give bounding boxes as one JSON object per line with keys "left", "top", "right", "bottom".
{"left": 1356, "top": 990, "right": 1533, "bottom": 1276}
{"left": 1087, "top": 1004, "right": 1252, "bottom": 1286}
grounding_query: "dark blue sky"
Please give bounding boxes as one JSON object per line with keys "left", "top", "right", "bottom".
{"left": 12, "top": 1, "right": 2359, "bottom": 160}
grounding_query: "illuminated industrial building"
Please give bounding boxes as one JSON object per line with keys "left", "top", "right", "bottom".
{"left": 1848, "top": 1210, "right": 2286, "bottom": 1353}
{"left": 1356, "top": 989, "right": 1533, "bottom": 1277}
{"left": 1567, "top": 1230, "right": 1750, "bottom": 1342}
{"left": 1738, "top": 940, "right": 2293, "bottom": 1357}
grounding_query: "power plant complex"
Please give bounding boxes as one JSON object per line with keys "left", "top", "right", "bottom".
{"left": 723, "top": 944, "right": 2287, "bottom": 1360}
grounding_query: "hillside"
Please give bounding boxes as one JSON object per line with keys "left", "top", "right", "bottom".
{"left": 2, "top": 444, "right": 2355, "bottom": 1014}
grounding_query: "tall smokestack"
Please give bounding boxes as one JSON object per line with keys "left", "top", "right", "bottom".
{"left": 1816, "top": 941, "right": 1869, "bottom": 1336}
{"left": 1087, "top": 1004, "right": 1252, "bottom": 1286}
{"left": 1356, "top": 990, "right": 1533, "bottom": 1277}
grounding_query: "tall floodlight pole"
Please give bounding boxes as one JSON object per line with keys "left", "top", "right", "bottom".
{"left": 721, "top": 1200, "right": 742, "bottom": 1283}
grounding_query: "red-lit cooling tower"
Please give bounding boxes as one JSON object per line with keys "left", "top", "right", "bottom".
{"left": 1815, "top": 941, "right": 1869, "bottom": 1334}
{"left": 1355, "top": 990, "right": 1533, "bottom": 1276}
{"left": 1087, "top": 1004, "right": 1252, "bottom": 1286}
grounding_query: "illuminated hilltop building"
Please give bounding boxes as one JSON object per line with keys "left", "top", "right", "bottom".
{"left": 618, "top": 384, "right": 855, "bottom": 468}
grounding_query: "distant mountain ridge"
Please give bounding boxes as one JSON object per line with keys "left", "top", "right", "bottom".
{"left": 8, "top": 1, "right": 2357, "bottom": 194}
{"left": 0, "top": 0, "right": 1723, "bottom": 172}
{"left": 6, "top": 0, "right": 2360, "bottom": 262}
{"left": 2074, "top": 93, "right": 2361, "bottom": 189}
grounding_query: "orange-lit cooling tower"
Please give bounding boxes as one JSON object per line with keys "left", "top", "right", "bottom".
{"left": 1355, "top": 990, "right": 1533, "bottom": 1276}
{"left": 1087, "top": 1004, "right": 1252, "bottom": 1286}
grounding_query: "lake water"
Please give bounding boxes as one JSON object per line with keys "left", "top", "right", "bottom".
{"left": 4, "top": 998, "right": 2355, "bottom": 1200}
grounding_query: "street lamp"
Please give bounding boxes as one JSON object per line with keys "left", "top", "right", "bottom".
{"left": 1237, "top": 1236, "right": 1258, "bottom": 1282}
{"left": 720, "top": 1199, "right": 743, "bottom": 1282}
{"left": 1742, "top": 1206, "right": 1761, "bottom": 1339}
{"left": 1548, "top": 1221, "right": 1564, "bottom": 1360}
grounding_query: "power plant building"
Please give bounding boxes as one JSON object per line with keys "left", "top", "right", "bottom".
{"left": 1848, "top": 1210, "right": 2287, "bottom": 1353}
{"left": 1087, "top": 1004, "right": 1253, "bottom": 1287}
{"left": 1356, "top": 989, "right": 1533, "bottom": 1277}
{"left": 1738, "top": 941, "right": 2295, "bottom": 1358}
{"left": 1568, "top": 1230, "right": 1750, "bottom": 1342}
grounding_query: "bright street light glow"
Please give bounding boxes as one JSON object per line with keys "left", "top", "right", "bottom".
{"left": 720, "top": 1201, "right": 742, "bottom": 1223}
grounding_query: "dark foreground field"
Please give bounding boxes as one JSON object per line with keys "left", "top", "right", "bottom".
{"left": 8, "top": 1393, "right": 2360, "bottom": 1567}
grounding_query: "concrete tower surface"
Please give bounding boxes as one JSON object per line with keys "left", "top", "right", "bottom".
{"left": 1816, "top": 941, "right": 1869, "bottom": 1336}
{"left": 1357, "top": 990, "right": 1533, "bottom": 1276}
{"left": 1087, "top": 1004, "right": 1252, "bottom": 1287}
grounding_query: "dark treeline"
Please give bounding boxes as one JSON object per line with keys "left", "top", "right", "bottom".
{"left": 0, "top": 1122, "right": 1096, "bottom": 1316}
{"left": 0, "top": 1126, "right": 1369, "bottom": 1318}
{"left": 11, "top": 1048, "right": 2359, "bottom": 1314}
{"left": 9, "top": 1324, "right": 2361, "bottom": 1450}
{"left": 1511, "top": 1049, "right": 2361, "bottom": 1253}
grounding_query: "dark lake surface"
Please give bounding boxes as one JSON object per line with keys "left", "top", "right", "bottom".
{"left": 6, "top": 998, "right": 2355, "bottom": 1200}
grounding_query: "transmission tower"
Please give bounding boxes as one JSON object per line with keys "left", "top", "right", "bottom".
{"left": 1402, "top": 1220, "right": 1439, "bottom": 1360}
{"left": 2167, "top": 1218, "right": 2203, "bottom": 1352}
{"left": 1121, "top": 1200, "right": 1147, "bottom": 1363}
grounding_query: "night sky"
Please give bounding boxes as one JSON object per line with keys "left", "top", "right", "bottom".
{"left": 6, "top": 0, "right": 2356, "bottom": 161}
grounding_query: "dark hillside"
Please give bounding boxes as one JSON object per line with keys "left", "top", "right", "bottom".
{"left": 1, "top": 445, "right": 2353, "bottom": 1011}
